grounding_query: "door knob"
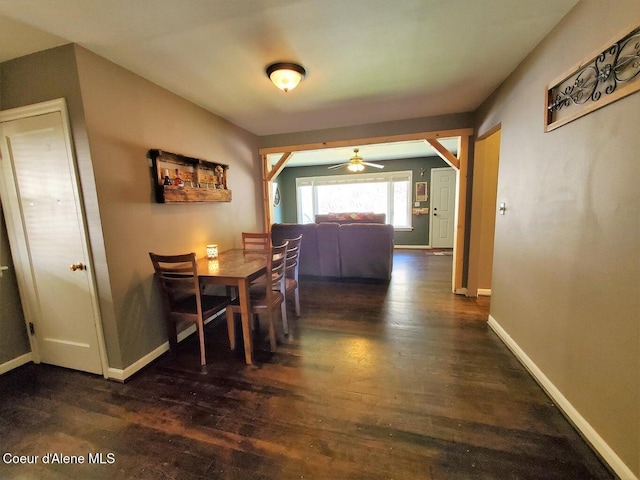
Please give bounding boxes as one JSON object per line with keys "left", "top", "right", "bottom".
{"left": 70, "top": 262, "right": 86, "bottom": 271}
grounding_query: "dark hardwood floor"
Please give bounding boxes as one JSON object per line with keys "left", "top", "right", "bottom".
{"left": 0, "top": 250, "right": 614, "bottom": 479}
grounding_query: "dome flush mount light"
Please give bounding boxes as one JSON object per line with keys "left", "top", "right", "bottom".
{"left": 266, "top": 62, "right": 306, "bottom": 92}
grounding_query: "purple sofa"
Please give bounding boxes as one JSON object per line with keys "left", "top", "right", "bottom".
{"left": 271, "top": 222, "right": 394, "bottom": 280}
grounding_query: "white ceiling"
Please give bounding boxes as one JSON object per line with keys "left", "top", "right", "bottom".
{"left": 0, "top": 0, "right": 578, "bottom": 168}
{"left": 0, "top": 0, "right": 578, "bottom": 141}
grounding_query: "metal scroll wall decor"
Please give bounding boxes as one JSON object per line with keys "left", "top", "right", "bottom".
{"left": 545, "top": 25, "right": 640, "bottom": 131}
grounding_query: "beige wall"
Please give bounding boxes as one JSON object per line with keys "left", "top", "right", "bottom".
{"left": 475, "top": 1, "right": 639, "bottom": 476}
{"left": 73, "top": 47, "right": 261, "bottom": 369}
{"left": 259, "top": 112, "right": 474, "bottom": 149}
{"left": 1, "top": 45, "right": 262, "bottom": 371}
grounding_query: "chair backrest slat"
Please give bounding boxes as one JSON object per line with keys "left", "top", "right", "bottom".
{"left": 269, "top": 242, "right": 288, "bottom": 291}
{"left": 283, "top": 234, "right": 303, "bottom": 279}
{"left": 149, "top": 252, "right": 200, "bottom": 310}
{"left": 242, "top": 232, "right": 271, "bottom": 251}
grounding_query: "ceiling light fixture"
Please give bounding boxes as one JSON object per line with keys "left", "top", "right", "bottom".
{"left": 329, "top": 148, "right": 383, "bottom": 172}
{"left": 266, "top": 62, "right": 306, "bottom": 92}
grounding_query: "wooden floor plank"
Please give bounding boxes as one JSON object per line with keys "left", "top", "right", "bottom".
{"left": 0, "top": 250, "right": 614, "bottom": 479}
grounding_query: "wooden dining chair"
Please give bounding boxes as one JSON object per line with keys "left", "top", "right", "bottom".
{"left": 149, "top": 252, "right": 231, "bottom": 366}
{"left": 226, "top": 242, "right": 288, "bottom": 353}
{"left": 283, "top": 234, "right": 303, "bottom": 317}
{"left": 238, "top": 232, "right": 272, "bottom": 298}
{"left": 242, "top": 232, "right": 271, "bottom": 251}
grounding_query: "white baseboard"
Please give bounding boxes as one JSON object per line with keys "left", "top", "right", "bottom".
{"left": 477, "top": 288, "right": 492, "bottom": 296}
{"left": 488, "top": 315, "right": 636, "bottom": 480}
{"left": 0, "top": 330, "right": 192, "bottom": 382}
{"left": 106, "top": 323, "right": 198, "bottom": 382}
{"left": 2, "top": 315, "right": 219, "bottom": 382}
{"left": 106, "top": 311, "right": 226, "bottom": 382}
{"left": 106, "top": 343, "right": 168, "bottom": 382}
{"left": 394, "top": 245, "right": 430, "bottom": 249}
{"left": 0, "top": 352, "right": 34, "bottom": 375}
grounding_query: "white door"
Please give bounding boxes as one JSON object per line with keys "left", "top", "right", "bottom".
{"left": 0, "top": 99, "right": 105, "bottom": 375}
{"left": 430, "top": 167, "right": 456, "bottom": 248}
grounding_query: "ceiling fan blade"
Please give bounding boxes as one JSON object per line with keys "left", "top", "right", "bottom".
{"left": 362, "top": 162, "right": 384, "bottom": 169}
{"left": 327, "top": 162, "right": 349, "bottom": 170}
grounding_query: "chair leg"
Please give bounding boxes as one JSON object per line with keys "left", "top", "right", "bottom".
{"left": 226, "top": 285, "right": 238, "bottom": 300}
{"left": 280, "top": 300, "right": 289, "bottom": 335}
{"left": 294, "top": 288, "right": 301, "bottom": 317}
{"left": 196, "top": 319, "right": 206, "bottom": 366}
{"left": 226, "top": 308, "right": 236, "bottom": 350}
{"left": 167, "top": 318, "right": 178, "bottom": 354}
{"left": 267, "top": 311, "right": 277, "bottom": 352}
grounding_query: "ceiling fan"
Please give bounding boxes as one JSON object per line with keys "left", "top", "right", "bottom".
{"left": 327, "top": 148, "right": 385, "bottom": 172}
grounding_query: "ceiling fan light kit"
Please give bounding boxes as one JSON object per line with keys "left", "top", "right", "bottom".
{"left": 328, "top": 148, "right": 385, "bottom": 172}
{"left": 266, "top": 62, "right": 306, "bottom": 92}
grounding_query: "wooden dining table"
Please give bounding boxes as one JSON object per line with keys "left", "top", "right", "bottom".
{"left": 196, "top": 249, "right": 267, "bottom": 365}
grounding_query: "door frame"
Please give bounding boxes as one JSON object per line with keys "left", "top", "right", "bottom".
{"left": 258, "top": 128, "right": 472, "bottom": 293}
{"left": 429, "top": 166, "right": 456, "bottom": 248}
{"left": 0, "top": 98, "right": 109, "bottom": 376}
{"left": 467, "top": 125, "right": 501, "bottom": 297}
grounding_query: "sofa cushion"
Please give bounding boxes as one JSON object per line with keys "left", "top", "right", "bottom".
{"left": 316, "top": 222, "right": 341, "bottom": 277}
{"left": 338, "top": 223, "right": 394, "bottom": 280}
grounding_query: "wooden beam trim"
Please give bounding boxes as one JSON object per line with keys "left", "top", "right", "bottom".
{"left": 261, "top": 154, "right": 272, "bottom": 231}
{"left": 258, "top": 128, "right": 474, "bottom": 155}
{"left": 426, "top": 139, "right": 460, "bottom": 170}
{"left": 266, "top": 151, "right": 292, "bottom": 182}
{"left": 452, "top": 135, "right": 470, "bottom": 293}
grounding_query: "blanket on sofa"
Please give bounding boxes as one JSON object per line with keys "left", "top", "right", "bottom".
{"left": 314, "top": 212, "right": 386, "bottom": 224}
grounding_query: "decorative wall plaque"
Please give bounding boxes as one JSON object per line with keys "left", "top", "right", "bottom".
{"left": 147, "top": 149, "right": 231, "bottom": 203}
{"left": 545, "top": 25, "right": 640, "bottom": 132}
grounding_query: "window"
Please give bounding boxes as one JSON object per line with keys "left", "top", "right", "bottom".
{"left": 296, "top": 171, "right": 412, "bottom": 228}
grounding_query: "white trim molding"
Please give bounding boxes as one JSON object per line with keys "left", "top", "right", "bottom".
{"left": 106, "top": 324, "right": 198, "bottom": 382}
{"left": 0, "top": 352, "right": 33, "bottom": 375}
{"left": 477, "top": 288, "right": 492, "bottom": 296}
{"left": 107, "top": 343, "right": 169, "bottom": 382}
{"left": 106, "top": 311, "right": 226, "bottom": 382}
{"left": 488, "top": 315, "right": 637, "bottom": 480}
